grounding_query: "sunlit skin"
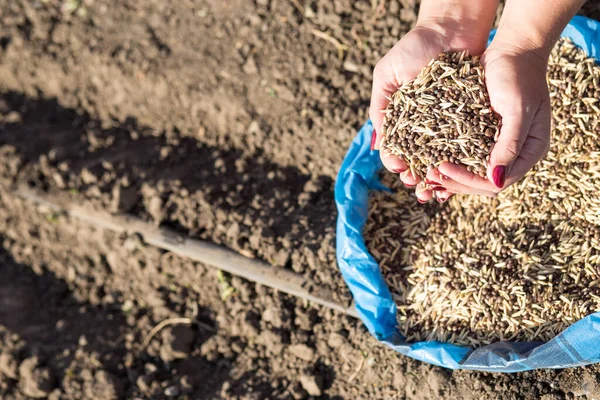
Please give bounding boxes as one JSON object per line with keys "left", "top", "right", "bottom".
{"left": 369, "top": 0, "right": 586, "bottom": 203}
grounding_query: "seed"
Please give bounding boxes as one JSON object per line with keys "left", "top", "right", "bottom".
{"left": 365, "top": 38, "right": 600, "bottom": 347}
{"left": 381, "top": 52, "right": 501, "bottom": 184}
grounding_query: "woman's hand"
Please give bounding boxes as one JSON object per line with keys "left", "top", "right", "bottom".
{"left": 428, "top": 44, "right": 551, "bottom": 196}
{"left": 369, "top": 23, "right": 490, "bottom": 202}
{"left": 428, "top": 0, "right": 584, "bottom": 196}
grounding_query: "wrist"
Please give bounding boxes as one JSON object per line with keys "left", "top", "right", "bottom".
{"left": 416, "top": 0, "right": 499, "bottom": 54}
{"left": 489, "top": 26, "right": 553, "bottom": 64}
{"left": 486, "top": 28, "right": 551, "bottom": 73}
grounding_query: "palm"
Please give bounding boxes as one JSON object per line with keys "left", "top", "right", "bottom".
{"left": 370, "top": 27, "right": 485, "bottom": 198}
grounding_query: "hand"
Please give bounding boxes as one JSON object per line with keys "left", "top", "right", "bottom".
{"left": 430, "top": 44, "right": 551, "bottom": 196}
{"left": 370, "top": 24, "right": 487, "bottom": 202}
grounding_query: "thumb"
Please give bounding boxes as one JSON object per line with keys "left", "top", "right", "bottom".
{"left": 369, "top": 64, "right": 396, "bottom": 150}
{"left": 487, "top": 100, "right": 535, "bottom": 189}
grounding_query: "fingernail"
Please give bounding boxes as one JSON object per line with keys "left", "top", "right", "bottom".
{"left": 424, "top": 179, "right": 440, "bottom": 186}
{"left": 437, "top": 194, "right": 453, "bottom": 203}
{"left": 403, "top": 182, "right": 416, "bottom": 188}
{"left": 370, "top": 129, "right": 377, "bottom": 151}
{"left": 431, "top": 187, "right": 446, "bottom": 191}
{"left": 492, "top": 165, "right": 506, "bottom": 188}
{"left": 417, "top": 198, "right": 427, "bottom": 204}
{"left": 392, "top": 167, "right": 407, "bottom": 173}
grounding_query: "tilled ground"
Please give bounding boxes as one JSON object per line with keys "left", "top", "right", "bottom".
{"left": 2, "top": 0, "right": 600, "bottom": 399}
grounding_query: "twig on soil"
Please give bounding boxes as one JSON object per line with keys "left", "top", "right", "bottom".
{"left": 289, "top": 0, "right": 305, "bottom": 15}
{"left": 370, "top": 0, "right": 386, "bottom": 22}
{"left": 142, "top": 317, "right": 216, "bottom": 348}
{"left": 350, "top": 25, "right": 363, "bottom": 49}
{"left": 347, "top": 355, "right": 365, "bottom": 382}
{"left": 310, "top": 28, "right": 349, "bottom": 60}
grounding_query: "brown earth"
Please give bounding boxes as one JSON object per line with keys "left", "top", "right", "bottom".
{"left": 1, "top": 0, "right": 600, "bottom": 399}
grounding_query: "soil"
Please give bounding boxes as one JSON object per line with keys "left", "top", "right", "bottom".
{"left": 1, "top": 0, "right": 600, "bottom": 399}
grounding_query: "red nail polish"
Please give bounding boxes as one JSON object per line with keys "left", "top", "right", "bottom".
{"left": 431, "top": 187, "right": 446, "bottom": 191}
{"left": 492, "top": 165, "right": 506, "bottom": 188}
{"left": 424, "top": 179, "right": 440, "bottom": 186}
{"left": 392, "top": 168, "right": 406, "bottom": 173}
{"left": 417, "top": 198, "right": 427, "bottom": 204}
{"left": 370, "top": 129, "right": 377, "bottom": 151}
{"left": 404, "top": 183, "right": 416, "bottom": 188}
{"left": 438, "top": 194, "right": 453, "bottom": 203}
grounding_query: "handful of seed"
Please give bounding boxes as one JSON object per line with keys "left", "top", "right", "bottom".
{"left": 365, "top": 38, "right": 600, "bottom": 347}
{"left": 381, "top": 51, "right": 501, "bottom": 179}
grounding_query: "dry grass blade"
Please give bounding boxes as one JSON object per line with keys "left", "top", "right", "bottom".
{"left": 310, "top": 28, "right": 349, "bottom": 60}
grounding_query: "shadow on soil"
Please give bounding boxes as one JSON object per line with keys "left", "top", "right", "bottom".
{"left": 0, "top": 242, "right": 230, "bottom": 398}
{"left": 0, "top": 91, "right": 336, "bottom": 253}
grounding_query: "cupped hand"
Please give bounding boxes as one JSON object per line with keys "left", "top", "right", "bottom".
{"left": 429, "top": 43, "right": 552, "bottom": 196}
{"left": 369, "top": 24, "right": 486, "bottom": 203}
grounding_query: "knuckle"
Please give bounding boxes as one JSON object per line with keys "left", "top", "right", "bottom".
{"left": 501, "top": 142, "right": 521, "bottom": 161}
{"left": 373, "top": 62, "right": 384, "bottom": 78}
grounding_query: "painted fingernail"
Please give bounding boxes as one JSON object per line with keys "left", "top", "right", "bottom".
{"left": 417, "top": 198, "right": 427, "bottom": 204}
{"left": 370, "top": 129, "right": 377, "bottom": 151}
{"left": 424, "top": 179, "right": 440, "bottom": 186}
{"left": 431, "top": 187, "right": 446, "bottom": 191}
{"left": 403, "top": 182, "right": 416, "bottom": 188}
{"left": 492, "top": 165, "right": 506, "bottom": 188}
{"left": 392, "top": 167, "right": 407, "bottom": 173}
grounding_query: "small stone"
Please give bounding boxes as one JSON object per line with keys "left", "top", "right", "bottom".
{"left": 85, "top": 370, "right": 124, "bottom": 400}
{"left": 288, "top": 344, "right": 314, "bottom": 361}
{"left": 164, "top": 385, "right": 180, "bottom": 397}
{"left": 343, "top": 61, "right": 359, "bottom": 73}
{"left": 326, "top": 333, "right": 346, "bottom": 349}
{"left": 80, "top": 168, "right": 97, "bottom": 184}
{"left": 262, "top": 306, "right": 283, "bottom": 328}
{"left": 136, "top": 375, "right": 151, "bottom": 393}
{"left": 299, "top": 374, "right": 323, "bottom": 397}
{"left": 242, "top": 56, "right": 258, "bottom": 75}
{"left": 52, "top": 172, "right": 66, "bottom": 189}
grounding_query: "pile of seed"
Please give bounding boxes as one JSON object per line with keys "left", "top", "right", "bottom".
{"left": 365, "top": 38, "right": 600, "bottom": 347}
{"left": 381, "top": 51, "right": 502, "bottom": 180}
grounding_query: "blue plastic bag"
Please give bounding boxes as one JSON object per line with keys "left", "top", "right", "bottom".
{"left": 335, "top": 16, "right": 600, "bottom": 372}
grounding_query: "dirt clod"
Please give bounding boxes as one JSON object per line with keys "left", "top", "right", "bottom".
{"left": 160, "top": 325, "right": 196, "bottom": 362}
{"left": 18, "top": 358, "right": 55, "bottom": 399}
{"left": 299, "top": 374, "right": 323, "bottom": 397}
{"left": 0, "top": 351, "right": 19, "bottom": 380}
{"left": 85, "top": 370, "right": 124, "bottom": 400}
{"left": 288, "top": 344, "right": 315, "bottom": 361}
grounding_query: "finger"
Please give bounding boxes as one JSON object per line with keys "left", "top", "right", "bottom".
{"left": 415, "top": 184, "right": 433, "bottom": 203}
{"left": 369, "top": 64, "right": 395, "bottom": 150}
{"left": 400, "top": 169, "right": 421, "bottom": 187}
{"left": 483, "top": 57, "right": 538, "bottom": 187}
{"left": 502, "top": 101, "right": 551, "bottom": 182}
{"left": 380, "top": 151, "right": 408, "bottom": 174}
{"left": 434, "top": 190, "right": 454, "bottom": 203}
{"left": 429, "top": 166, "right": 499, "bottom": 197}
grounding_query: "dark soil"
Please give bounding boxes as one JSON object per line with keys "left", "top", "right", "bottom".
{"left": 1, "top": 0, "right": 600, "bottom": 398}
